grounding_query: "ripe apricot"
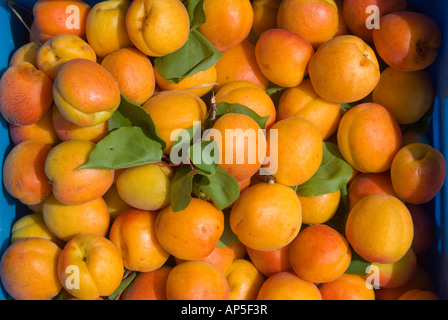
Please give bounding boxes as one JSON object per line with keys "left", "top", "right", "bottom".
{"left": 246, "top": 243, "right": 293, "bottom": 277}
{"left": 298, "top": 190, "right": 341, "bottom": 225}
{"left": 3, "top": 140, "right": 52, "bottom": 206}
{"left": 199, "top": 0, "right": 253, "bottom": 52}
{"left": 10, "top": 213, "right": 62, "bottom": 247}
{"left": 226, "top": 259, "right": 266, "bottom": 300}
{"left": 251, "top": 0, "right": 281, "bottom": 37}
{"left": 102, "top": 184, "right": 132, "bottom": 221}
{"left": 155, "top": 198, "right": 224, "bottom": 261}
{"left": 166, "top": 261, "right": 229, "bottom": 300}
{"left": 257, "top": 272, "right": 322, "bottom": 300}
{"left": 9, "top": 42, "right": 40, "bottom": 67}
{"left": 337, "top": 103, "right": 403, "bottom": 173}
{"left": 319, "top": 273, "right": 375, "bottom": 300}
{"left": 230, "top": 182, "right": 302, "bottom": 251}
{"left": 0, "top": 238, "right": 62, "bottom": 300}
{"left": 345, "top": 193, "right": 414, "bottom": 264}
{"left": 121, "top": 265, "right": 172, "bottom": 300}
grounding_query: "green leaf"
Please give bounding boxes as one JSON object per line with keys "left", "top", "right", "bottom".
{"left": 217, "top": 208, "right": 241, "bottom": 248}
{"left": 79, "top": 126, "right": 163, "bottom": 170}
{"left": 170, "top": 165, "right": 195, "bottom": 212}
{"left": 345, "top": 251, "right": 371, "bottom": 276}
{"left": 185, "top": 0, "right": 206, "bottom": 30}
{"left": 108, "top": 94, "right": 166, "bottom": 151}
{"left": 154, "top": 28, "right": 222, "bottom": 84}
{"left": 198, "top": 167, "right": 240, "bottom": 210}
{"left": 107, "top": 270, "right": 137, "bottom": 300}
{"left": 293, "top": 142, "right": 353, "bottom": 197}
{"left": 188, "top": 140, "right": 219, "bottom": 174}
{"left": 265, "top": 86, "right": 286, "bottom": 97}
{"left": 206, "top": 102, "right": 270, "bottom": 130}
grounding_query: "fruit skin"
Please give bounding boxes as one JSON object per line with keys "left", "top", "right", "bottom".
{"left": 408, "top": 204, "right": 435, "bottom": 255}
{"left": 372, "top": 67, "right": 435, "bottom": 125}
{"left": 337, "top": 103, "right": 403, "bottom": 174}
{"left": 251, "top": 0, "right": 281, "bottom": 37}
{"left": 0, "top": 238, "right": 62, "bottom": 300}
{"left": 372, "top": 11, "right": 442, "bottom": 72}
{"left": 226, "top": 259, "right": 266, "bottom": 300}
{"left": 155, "top": 198, "right": 225, "bottom": 261}
{"left": 9, "top": 42, "right": 40, "bottom": 67}
{"left": 44, "top": 139, "right": 115, "bottom": 206}
{"left": 10, "top": 212, "right": 62, "bottom": 247}
{"left": 36, "top": 33, "right": 97, "bottom": 81}
{"left": 166, "top": 260, "right": 229, "bottom": 300}
{"left": 109, "top": 209, "right": 170, "bottom": 272}
{"left": 255, "top": 28, "right": 314, "bottom": 88}
{"left": 3, "top": 140, "right": 52, "bottom": 206}
{"left": 277, "top": 79, "right": 342, "bottom": 140}
{"left": 298, "top": 190, "right": 341, "bottom": 225}
{"left": 319, "top": 273, "right": 375, "bottom": 300}
{"left": 230, "top": 182, "right": 302, "bottom": 251}
{"left": 116, "top": 163, "right": 173, "bottom": 211}
{"left": 257, "top": 271, "right": 322, "bottom": 300}
{"left": 199, "top": 0, "right": 254, "bottom": 52}
{"left": 42, "top": 194, "right": 110, "bottom": 242}
{"left": 32, "top": 0, "right": 91, "bottom": 43}
{"left": 308, "top": 35, "right": 380, "bottom": 104}
{"left": 398, "top": 289, "right": 440, "bottom": 300}
{"left": 345, "top": 193, "right": 414, "bottom": 264}
{"left": 125, "top": 0, "right": 190, "bottom": 57}
{"left": 57, "top": 233, "right": 124, "bottom": 300}
{"left": 120, "top": 265, "right": 173, "bottom": 300}
{"left": 390, "top": 143, "right": 447, "bottom": 205}
{"left": 101, "top": 47, "right": 156, "bottom": 105}
{"left": 86, "top": 0, "right": 134, "bottom": 58}
{"left": 289, "top": 224, "right": 352, "bottom": 284}
{"left": 342, "top": 0, "right": 407, "bottom": 43}
{"left": 0, "top": 62, "right": 53, "bottom": 126}
{"left": 263, "top": 116, "right": 323, "bottom": 187}
{"left": 277, "top": 0, "right": 338, "bottom": 49}
{"left": 53, "top": 58, "right": 121, "bottom": 128}
{"left": 246, "top": 244, "right": 293, "bottom": 277}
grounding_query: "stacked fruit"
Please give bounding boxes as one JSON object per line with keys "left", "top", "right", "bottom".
{"left": 0, "top": 0, "right": 445, "bottom": 301}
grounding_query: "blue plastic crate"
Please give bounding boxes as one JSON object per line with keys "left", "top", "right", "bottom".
{"left": 0, "top": 0, "right": 447, "bottom": 300}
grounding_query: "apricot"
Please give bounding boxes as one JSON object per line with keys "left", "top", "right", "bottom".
{"left": 372, "top": 67, "right": 435, "bottom": 125}
{"left": 308, "top": 35, "right": 380, "bottom": 104}
{"left": 215, "top": 80, "right": 276, "bottom": 129}
{"left": 390, "top": 143, "right": 446, "bottom": 205}
{"left": 398, "top": 289, "right": 440, "bottom": 300}
{"left": 121, "top": 265, "right": 172, "bottom": 300}
{"left": 255, "top": 28, "right": 313, "bottom": 88}
{"left": 51, "top": 104, "right": 109, "bottom": 143}
{"left": 102, "top": 184, "right": 132, "bottom": 221}
{"left": 319, "top": 273, "right": 375, "bottom": 300}
{"left": 155, "top": 198, "right": 224, "bottom": 261}
{"left": 345, "top": 193, "right": 414, "bottom": 264}
{"left": 230, "top": 182, "right": 302, "bottom": 251}
{"left": 246, "top": 243, "right": 293, "bottom": 277}
{"left": 36, "top": 34, "right": 97, "bottom": 80}
{"left": 109, "top": 209, "right": 170, "bottom": 272}
{"left": 289, "top": 224, "right": 351, "bottom": 283}
{"left": 337, "top": 103, "right": 403, "bottom": 173}
{"left": 125, "top": 0, "right": 190, "bottom": 57}
{"left": 251, "top": 0, "right": 281, "bottom": 37}
{"left": 101, "top": 47, "right": 155, "bottom": 105}
{"left": 226, "top": 259, "right": 265, "bottom": 300}
{"left": 142, "top": 90, "right": 207, "bottom": 155}
{"left": 0, "top": 62, "right": 53, "bottom": 126}
{"left": 116, "top": 163, "right": 173, "bottom": 211}
{"left": 298, "top": 190, "right": 341, "bottom": 225}
{"left": 199, "top": 0, "right": 253, "bottom": 52}
{"left": 86, "top": 0, "right": 134, "bottom": 58}
{"left": 53, "top": 59, "right": 121, "bottom": 127}
{"left": 166, "top": 261, "right": 229, "bottom": 300}
{"left": 32, "top": 0, "right": 91, "bottom": 43}
{"left": 10, "top": 213, "right": 62, "bottom": 247}
{"left": 372, "top": 11, "right": 442, "bottom": 72}
{"left": 208, "top": 113, "right": 267, "bottom": 182}
{"left": 42, "top": 195, "right": 110, "bottom": 242}
{"left": 155, "top": 66, "right": 217, "bottom": 98}
{"left": 58, "top": 233, "right": 124, "bottom": 300}
{"left": 263, "top": 116, "right": 323, "bottom": 187}
{"left": 214, "top": 40, "right": 270, "bottom": 90}
{"left": 9, "top": 42, "right": 40, "bottom": 67}
{"left": 0, "top": 238, "right": 62, "bottom": 300}
{"left": 257, "top": 272, "right": 322, "bottom": 300}
{"left": 277, "top": 0, "right": 338, "bottom": 49}
{"left": 408, "top": 204, "right": 435, "bottom": 255}
{"left": 342, "top": 0, "right": 407, "bottom": 43}
{"left": 8, "top": 108, "right": 59, "bottom": 146}
{"left": 45, "top": 139, "right": 115, "bottom": 205}
{"left": 334, "top": 0, "right": 349, "bottom": 36}
{"left": 347, "top": 172, "right": 397, "bottom": 210}
{"left": 277, "top": 79, "right": 342, "bottom": 140}
{"left": 3, "top": 140, "right": 52, "bottom": 206}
